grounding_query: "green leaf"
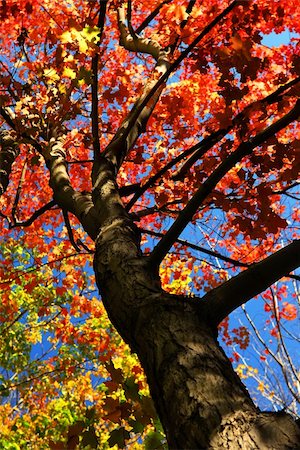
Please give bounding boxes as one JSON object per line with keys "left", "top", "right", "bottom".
{"left": 108, "top": 427, "right": 130, "bottom": 448}
{"left": 124, "top": 376, "right": 140, "bottom": 402}
{"left": 81, "top": 426, "right": 98, "bottom": 449}
{"left": 128, "top": 418, "right": 144, "bottom": 434}
{"left": 144, "top": 431, "right": 166, "bottom": 450}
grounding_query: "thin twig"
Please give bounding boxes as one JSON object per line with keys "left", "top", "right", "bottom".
{"left": 142, "top": 228, "right": 249, "bottom": 267}
{"left": 242, "top": 304, "right": 300, "bottom": 403}
{"left": 62, "top": 209, "right": 81, "bottom": 252}
{"left": 11, "top": 200, "right": 56, "bottom": 227}
{"left": 135, "top": 0, "right": 172, "bottom": 34}
{"left": 270, "top": 288, "right": 300, "bottom": 385}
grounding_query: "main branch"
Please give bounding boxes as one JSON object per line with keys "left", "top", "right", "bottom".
{"left": 44, "top": 134, "right": 101, "bottom": 240}
{"left": 203, "top": 240, "right": 300, "bottom": 327}
{"left": 149, "top": 99, "right": 300, "bottom": 266}
{"left": 92, "top": 5, "right": 172, "bottom": 197}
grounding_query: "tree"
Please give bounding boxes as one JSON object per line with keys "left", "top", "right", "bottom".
{"left": 0, "top": 0, "right": 300, "bottom": 448}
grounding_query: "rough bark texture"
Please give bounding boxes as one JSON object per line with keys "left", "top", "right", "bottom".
{"left": 1, "top": 4, "right": 299, "bottom": 447}
{"left": 43, "top": 127, "right": 300, "bottom": 447}
{"left": 93, "top": 214, "right": 300, "bottom": 449}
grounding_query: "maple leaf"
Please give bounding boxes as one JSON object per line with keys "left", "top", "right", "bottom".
{"left": 62, "top": 67, "right": 77, "bottom": 80}
{"left": 280, "top": 302, "right": 297, "bottom": 321}
{"left": 60, "top": 26, "right": 100, "bottom": 54}
{"left": 0, "top": 1, "right": 299, "bottom": 447}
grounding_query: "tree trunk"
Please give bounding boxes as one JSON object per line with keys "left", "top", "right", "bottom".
{"left": 93, "top": 216, "right": 300, "bottom": 449}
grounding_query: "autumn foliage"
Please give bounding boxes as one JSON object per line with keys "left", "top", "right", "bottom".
{"left": 0, "top": 0, "right": 299, "bottom": 448}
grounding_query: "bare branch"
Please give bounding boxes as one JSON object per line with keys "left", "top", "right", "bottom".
{"left": 0, "top": 106, "right": 16, "bottom": 130}
{"left": 135, "top": 0, "right": 172, "bottom": 34}
{"left": 142, "top": 228, "right": 249, "bottom": 267}
{"left": 148, "top": 99, "right": 300, "bottom": 266}
{"left": 11, "top": 159, "right": 27, "bottom": 224}
{"left": 203, "top": 240, "right": 300, "bottom": 327}
{"left": 76, "top": 239, "right": 94, "bottom": 254}
{"left": 270, "top": 288, "right": 300, "bottom": 388}
{"left": 63, "top": 209, "right": 81, "bottom": 252}
{"left": 275, "top": 181, "right": 299, "bottom": 194}
{"left": 10, "top": 200, "right": 57, "bottom": 227}
{"left": 118, "top": 3, "right": 162, "bottom": 59}
{"left": 242, "top": 305, "right": 300, "bottom": 404}
{"left": 180, "top": 0, "right": 197, "bottom": 29}
{"left": 289, "top": 274, "right": 300, "bottom": 282}
{"left": 119, "top": 182, "right": 140, "bottom": 197}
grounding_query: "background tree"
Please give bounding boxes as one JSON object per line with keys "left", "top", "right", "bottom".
{"left": 0, "top": 0, "right": 299, "bottom": 448}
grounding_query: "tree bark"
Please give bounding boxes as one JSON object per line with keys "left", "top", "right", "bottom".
{"left": 93, "top": 215, "right": 300, "bottom": 449}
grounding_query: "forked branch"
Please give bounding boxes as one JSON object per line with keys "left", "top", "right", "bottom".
{"left": 94, "top": 0, "right": 238, "bottom": 186}
{"left": 92, "top": 4, "right": 172, "bottom": 189}
{"left": 118, "top": 3, "right": 162, "bottom": 59}
{"left": 142, "top": 229, "right": 249, "bottom": 267}
{"left": 0, "top": 98, "right": 100, "bottom": 240}
{"left": 10, "top": 200, "right": 56, "bottom": 227}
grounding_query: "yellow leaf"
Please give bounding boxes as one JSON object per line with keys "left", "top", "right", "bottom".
{"left": 60, "top": 30, "right": 73, "bottom": 44}
{"left": 27, "top": 329, "right": 42, "bottom": 344}
{"left": 81, "top": 26, "right": 100, "bottom": 44}
{"left": 211, "top": 92, "right": 219, "bottom": 100}
{"left": 60, "top": 26, "right": 99, "bottom": 54}
{"left": 43, "top": 68, "right": 60, "bottom": 83}
{"left": 78, "top": 38, "right": 88, "bottom": 54}
{"left": 62, "top": 67, "right": 76, "bottom": 80}
{"left": 58, "top": 83, "right": 67, "bottom": 94}
{"left": 175, "top": 5, "right": 189, "bottom": 22}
